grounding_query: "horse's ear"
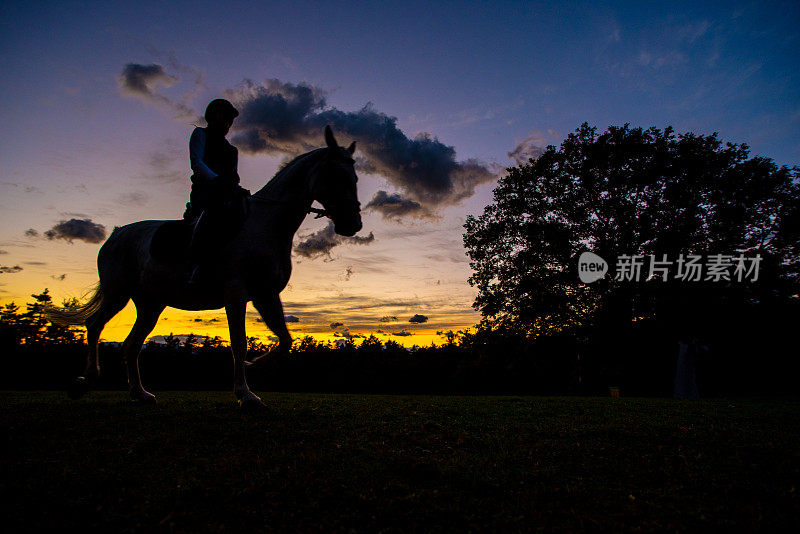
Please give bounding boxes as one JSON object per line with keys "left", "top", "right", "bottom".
{"left": 324, "top": 125, "right": 338, "bottom": 148}
{"left": 347, "top": 141, "right": 356, "bottom": 155}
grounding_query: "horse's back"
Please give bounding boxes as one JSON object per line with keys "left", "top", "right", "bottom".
{"left": 101, "top": 220, "right": 168, "bottom": 256}
{"left": 97, "top": 220, "right": 172, "bottom": 285}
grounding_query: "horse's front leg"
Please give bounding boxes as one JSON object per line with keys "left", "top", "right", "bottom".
{"left": 249, "top": 293, "right": 292, "bottom": 365}
{"left": 225, "top": 297, "right": 265, "bottom": 410}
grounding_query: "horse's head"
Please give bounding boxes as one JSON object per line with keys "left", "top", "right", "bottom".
{"left": 310, "top": 126, "right": 362, "bottom": 237}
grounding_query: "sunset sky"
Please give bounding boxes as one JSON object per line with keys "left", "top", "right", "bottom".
{"left": 1, "top": 1, "right": 798, "bottom": 346}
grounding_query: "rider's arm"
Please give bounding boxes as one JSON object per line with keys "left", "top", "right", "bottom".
{"left": 189, "top": 128, "right": 218, "bottom": 182}
{"left": 232, "top": 148, "right": 240, "bottom": 184}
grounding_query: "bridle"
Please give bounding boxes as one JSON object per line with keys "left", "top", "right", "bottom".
{"left": 250, "top": 150, "right": 359, "bottom": 222}
{"left": 250, "top": 195, "right": 331, "bottom": 220}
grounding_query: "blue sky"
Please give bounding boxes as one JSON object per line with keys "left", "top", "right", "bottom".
{"left": 0, "top": 1, "right": 798, "bottom": 344}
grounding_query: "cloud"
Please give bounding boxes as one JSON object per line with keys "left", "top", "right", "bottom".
{"left": 409, "top": 314, "right": 429, "bottom": 324}
{"left": 118, "top": 63, "right": 175, "bottom": 93}
{"left": 145, "top": 146, "right": 185, "bottom": 183}
{"left": 636, "top": 50, "right": 685, "bottom": 69}
{"left": 380, "top": 316, "right": 398, "bottom": 323}
{"left": 51, "top": 274, "right": 67, "bottom": 281}
{"left": 392, "top": 330, "right": 413, "bottom": 337}
{"left": 117, "top": 63, "right": 198, "bottom": 120}
{"left": 508, "top": 135, "right": 546, "bottom": 165}
{"left": 334, "top": 330, "right": 364, "bottom": 340}
{"left": 675, "top": 20, "right": 709, "bottom": 44}
{"left": 0, "top": 265, "right": 23, "bottom": 274}
{"left": 284, "top": 315, "right": 300, "bottom": 323}
{"left": 330, "top": 322, "right": 344, "bottom": 329}
{"left": 294, "top": 222, "right": 374, "bottom": 260}
{"left": 145, "top": 46, "right": 207, "bottom": 106}
{"left": 24, "top": 229, "right": 39, "bottom": 238}
{"left": 0, "top": 250, "right": 7, "bottom": 254}
{"left": 44, "top": 218, "right": 106, "bottom": 244}
{"left": 118, "top": 191, "right": 150, "bottom": 206}
{"left": 225, "top": 79, "right": 496, "bottom": 211}
{"left": 365, "top": 191, "right": 434, "bottom": 221}
{"left": 437, "top": 329, "right": 466, "bottom": 337}
{"left": 340, "top": 266, "right": 354, "bottom": 282}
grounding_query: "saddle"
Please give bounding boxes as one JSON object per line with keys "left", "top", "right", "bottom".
{"left": 149, "top": 187, "right": 251, "bottom": 264}
{"left": 150, "top": 218, "right": 194, "bottom": 263}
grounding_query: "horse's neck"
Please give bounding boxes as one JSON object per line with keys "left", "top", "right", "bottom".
{"left": 250, "top": 150, "right": 321, "bottom": 241}
{"left": 253, "top": 149, "right": 323, "bottom": 203}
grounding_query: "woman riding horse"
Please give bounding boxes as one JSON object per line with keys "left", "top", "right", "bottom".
{"left": 188, "top": 98, "right": 241, "bottom": 218}
{"left": 186, "top": 99, "right": 247, "bottom": 283}
{"left": 48, "top": 125, "right": 362, "bottom": 410}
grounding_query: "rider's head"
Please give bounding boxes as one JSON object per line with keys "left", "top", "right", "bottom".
{"left": 204, "top": 99, "right": 239, "bottom": 134}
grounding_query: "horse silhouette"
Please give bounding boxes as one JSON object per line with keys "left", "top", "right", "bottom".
{"left": 48, "top": 126, "right": 361, "bottom": 410}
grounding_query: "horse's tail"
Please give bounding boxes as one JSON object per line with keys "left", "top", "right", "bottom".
{"left": 46, "top": 284, "right": 103, "bottom": 326}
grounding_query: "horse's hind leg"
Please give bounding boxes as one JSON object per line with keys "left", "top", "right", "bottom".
{"left": 84, "top": 294, "right": 130, "bottom": 378}
{"left": 69, "top": 293, "right": 129, "bottom": 399}
{"left": 124, "top": 300, "right": 164, "bottom": 404}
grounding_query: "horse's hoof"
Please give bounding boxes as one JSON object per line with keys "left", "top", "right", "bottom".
{"left": 67, "top": 377, "right": 90, "bottom": 400}
{"left": 239, "top": 398, "right": 267, "bottom": 413}
{"left": 130, "top": 392, "right": 157, "bottom": 405}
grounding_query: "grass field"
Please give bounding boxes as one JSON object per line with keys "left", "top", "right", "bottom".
{"left": 2, "top": 392, "right": 798, "bottom": 532}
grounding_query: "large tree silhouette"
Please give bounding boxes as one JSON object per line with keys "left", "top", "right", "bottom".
{"left": 464, "top": 123, "right": 800, "bottom": 338}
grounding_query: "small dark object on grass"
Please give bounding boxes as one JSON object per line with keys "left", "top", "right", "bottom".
{"left": 67, "top": 376, "right": 89, "bottom": 400}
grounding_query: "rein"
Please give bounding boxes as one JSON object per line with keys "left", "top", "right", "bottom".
{"left": 250, "top": 148, "right": 337, "bottom": 220}
{"left": 250, "top": 195, "right": 330, "bottom": 219}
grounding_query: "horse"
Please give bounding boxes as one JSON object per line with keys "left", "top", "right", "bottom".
{"left": 47, "top": 126, "right": 361, "bottom": 410}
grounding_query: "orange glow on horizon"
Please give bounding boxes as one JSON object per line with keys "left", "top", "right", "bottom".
{"left": 95, "top": 303, "right": 474, "bottom": 348}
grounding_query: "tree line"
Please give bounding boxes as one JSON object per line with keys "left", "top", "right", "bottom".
{"left": 2, "top": 123, "right": 798, "bottom": 397}
{"left": 1, "top": 287, "right": 796, "bottom": 395}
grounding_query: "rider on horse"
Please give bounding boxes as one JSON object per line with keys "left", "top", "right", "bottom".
{"left": 186, "top": 98, "right": 241, "bottom": 220}
{"left": 185, "top": 99, "right": 248, "bottom": 283}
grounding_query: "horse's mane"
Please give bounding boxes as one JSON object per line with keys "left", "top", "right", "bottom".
{"left": 252, "top": 148, "right": 326, "bottom": 200}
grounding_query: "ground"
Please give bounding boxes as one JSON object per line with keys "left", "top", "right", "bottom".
{"left": 2, "top": 392, "right": 798, "bottom": 532}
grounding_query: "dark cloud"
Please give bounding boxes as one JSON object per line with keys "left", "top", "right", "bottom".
{"left": 119, "top": 63, "right": 176, "bottom": 95}
{"left": 334, "top": 331, "right": 364, "bottom": 340}
{"left": 227, "top": 79, "right": 326, "bottom": 153}
{"left": 365, "top": 191, "right": 434, "bottom": 221}
{"left": 330, "top": 322, "right": 344, "bottom": 329}
{"left": 145, "top": 46, "right": 206, "bottom": 103}
{"left": 0, "top": 265, "right": 23, "bottom": 274}
{"left": 437, "top": 330, "right": 466, "bottom": 337}
{"left": 193, "top": 317, "right": 221, "bottom": 324}
{"left": 118, "top": 191, "right": 149, "bottom": 206}
{"left": 380, "top": 316, "right": 398, "bottom": 323}
{"left": 44, "top": 218, "right": 106, "bottom": 244}
{"left": 409, "top": 314, "right": 429, "bottom": 324}
{"left": 117, "top": 63, "right": 198, "bottom": 120}
{"left": 294, "top": 222, "right": 374, "bottom": 260}
{"left": 145, "top": 147, "right": 185, "bottom": 184}
{"left": 508, "top": 135, "right": 546, "bottom": 165}
{"left": 0, "top": 250, "right": 7, "bottom": 254}
{"left": 60, "top": 211, "right": 91, "bottom": 219}
{"left": 392, "top": 330, "right": 413, "bottom": 337}
{"left": 24, "top": 229, "right": 39, "bottom": 238}
{"left": 340, "top": 266, "right": 354, "bottom": 281}
{"left": 225, "top": 79, "right": 495, "bottom": 212}
{"left": 284, "top": 315, "right": 300, "bottom": 323}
